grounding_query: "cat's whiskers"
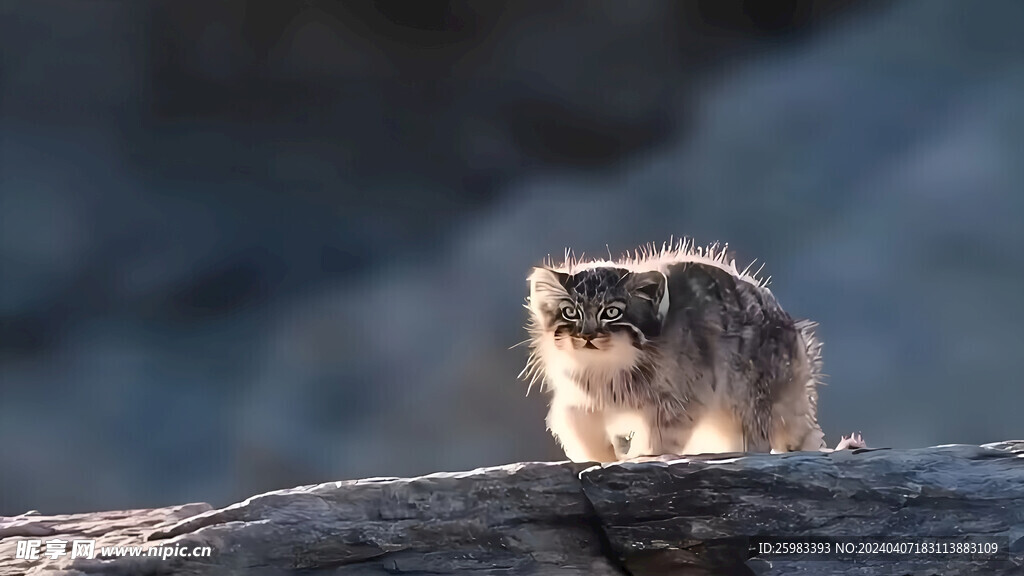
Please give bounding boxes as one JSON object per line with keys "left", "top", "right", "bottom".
{"left": 508, "top": 338, "right": 533, "bottom": 350}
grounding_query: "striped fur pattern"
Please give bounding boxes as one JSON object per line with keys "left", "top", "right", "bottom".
{"left": 522, "top": 238, "right": 826, "bottom": 462}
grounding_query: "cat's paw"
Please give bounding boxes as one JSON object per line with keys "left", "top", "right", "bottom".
{"left": 834, "top": 431, "right": 867, "bottom": 450}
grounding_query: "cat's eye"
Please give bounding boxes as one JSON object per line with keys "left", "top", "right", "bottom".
{"left": 601, "top": 307, "right": 622, "bottom": 321}
{"left": 560, "top": 306, "right": 578, "bottom": 320}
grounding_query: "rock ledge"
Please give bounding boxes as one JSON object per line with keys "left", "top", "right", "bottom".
{"left": 2, "top": 442, "right": 1022, "bottom": 575}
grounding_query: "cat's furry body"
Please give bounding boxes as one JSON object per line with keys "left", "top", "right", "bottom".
{"left": 522, "top": 239, "right": 826, "bottom": 461}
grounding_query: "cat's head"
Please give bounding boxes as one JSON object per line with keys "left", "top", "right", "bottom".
{"left": 527, "top": 266, "right": 667, "bottom": 352}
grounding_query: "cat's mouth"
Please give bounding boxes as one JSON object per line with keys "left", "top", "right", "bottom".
{"left": 571, "top": 336, "right": 608, "bottom": 351}
{"left": 554, "top": 332, "right": 614, "bottom": 352}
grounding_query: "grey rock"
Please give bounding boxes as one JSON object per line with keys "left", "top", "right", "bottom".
{"left": 584, "top": 443, "right": 1024, "bottom": 575}
{"left": 0, "top": 503, "right": 211, "bottom": 575}
{"left": 2, "top": 462, "right": 618, "bottom": 576}
{"left": 4, "top": 443, "right": 1024, "bottom": 575}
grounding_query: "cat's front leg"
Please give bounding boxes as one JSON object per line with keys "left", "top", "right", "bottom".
{"left": 603, "top": 409, "right": 659, "bottom": 459}
{"left": 546, "top": 402, "right": 617, "bottom": 463}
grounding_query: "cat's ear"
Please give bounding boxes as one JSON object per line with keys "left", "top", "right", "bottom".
{"left": 528, "top": 267, "right": 570, "bottom": 302}
{"left": 628, "top": 270, "right": 667, "bottom": 303}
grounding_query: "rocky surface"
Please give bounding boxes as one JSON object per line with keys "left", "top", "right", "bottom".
{"left": 3, "top": 441, "right": 1022, "bottom": 575}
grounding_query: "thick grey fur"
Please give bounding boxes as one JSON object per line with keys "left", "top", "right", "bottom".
{"left": 524, "top": 240, "right": 827, "bottom": 459}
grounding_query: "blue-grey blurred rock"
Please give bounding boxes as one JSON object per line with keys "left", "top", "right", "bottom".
{"left": 3, "top": 0, "right": 1022, "bottom": 515}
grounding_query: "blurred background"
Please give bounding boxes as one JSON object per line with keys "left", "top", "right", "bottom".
{"left": 2, "top": 0, "right": 1023, "bottom": 515}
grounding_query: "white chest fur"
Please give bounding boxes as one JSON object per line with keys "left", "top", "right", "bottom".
{"left": 540, "top": 332, "right": 745, "bottom": 460}
{"left": 538, "top": 332, "right": 640, "bottom": 409}
{"left": 540, "top": 333, "right": 658, "bottom": 459}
